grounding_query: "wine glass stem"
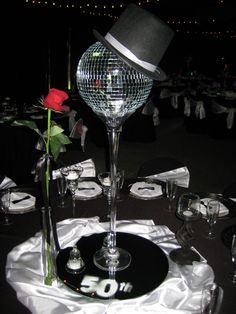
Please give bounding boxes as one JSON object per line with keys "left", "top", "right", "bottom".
{"left": 231, "top": 266, "right": 236, "bottom": 283}
{"left": 60, "top": 196, "right": 65, "bottom": 207}
{"left": 72, "top": 193, "right": 76, "bottom": 216}
{"left": 107, "top": 196, "right": 111, "bottom": 220}
{"left": 107, "top": 126, "right": 121, "bottom": 254}
{"left": 208, "top": 224, "right": 213, "bottom": 237}
{"left": 4, "top": 213, "right": 10, "bottom": 224}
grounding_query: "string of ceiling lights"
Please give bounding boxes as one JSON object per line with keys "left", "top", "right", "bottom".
{"left": 24, "top": 0, "right": 158, "bottom": 13}
{"left": 23, "top": 0, "right": 235, "bottom": 39}
{"left": 24, "top": 0, "right": 225, "bottom": 13}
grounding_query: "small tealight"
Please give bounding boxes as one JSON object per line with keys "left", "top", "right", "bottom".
{"left": 66, "top": 246, "right": 85, "bottom": 274}
{"left": 67, "top": 171, "right": 79, "bottom": 180}
{"left": 103, "top": 177, "right": 111, "bottom": 186}
{"left": 183, "top": 210, "right": 193, "bottom": 217}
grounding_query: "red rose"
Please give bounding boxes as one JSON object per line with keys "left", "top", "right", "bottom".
{"left": 43, "top": 88, "right": 69, "bottom": 112}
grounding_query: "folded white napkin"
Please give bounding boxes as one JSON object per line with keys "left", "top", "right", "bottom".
{"left": 25, "top": 107, "right": 38, "bottom": 114}
{"left": 200, "top": 198, "right": 229, "bottom": 217}
{"left": 53, "top": 158, "right": 96, "bottom": 179}
{"left": 75, "top": 181, "right": 102, "bottom": 199}
{"left": 6, "top": 218, "right": 214, "bottom": 314}
{"left": 130, "top": 181, "right": 163, "bottom": 198}
{"left": 147, "top": 166, "right": 190, "bottom": 188}
{"left": 0, "top": 176, "right": 16, "bottom": 189}
{"left": 30, "top": 114, "right": 44, "bottom": 119}
{"left": 9, "top": 192, "right": 36, "bottom": 212}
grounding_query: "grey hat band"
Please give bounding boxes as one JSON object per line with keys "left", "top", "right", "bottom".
{"left": 105, "top": 33, "right": 159, "bottom": 73}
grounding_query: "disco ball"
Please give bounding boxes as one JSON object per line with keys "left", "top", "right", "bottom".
{"left": 76, "top": 41, "right": 153, "bottom": 128}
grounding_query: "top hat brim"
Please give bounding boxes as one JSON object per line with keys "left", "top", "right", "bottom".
{"left": 93, "top": 30, "right": 167, "bottom": 81}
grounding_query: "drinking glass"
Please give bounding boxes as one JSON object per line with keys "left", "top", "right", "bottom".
{"left": 230, "top": 234, "right": 236, "bottom": 283}
{"left": 170, "top": 192, "right": 201, "bottom": 265}
{"left": 61, "top": 165, "right": 83, "bottom": 214}
{"left": 205, "top": 200, "right": 220, "bottom": 239}
{"left": 0, "top": 189, "right": 13, "bottom": 225}
{"left": 166, "top": 178, "right": 177, "bottom": 212}
{"left": 201, "top": 283, "right": 223, "bottom": 314}
{"left": 56, "top": 172, "right": 67, "bottom": 207}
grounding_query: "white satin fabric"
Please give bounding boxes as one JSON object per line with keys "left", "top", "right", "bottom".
{"left": 141, "top": 98, "right": 160, "bottom": 126}
{"left": 0, "top": 176, "right": 17, "bottom": 190}
{"left": 212, "top": 100, "right": 236, "bottom": 129}
{"left": 159, "top": 89, "right": 184, "bottom": 109}
{"left": 147, "top": 167, "right": 190, "bottom": 188}
{"left": 6, "top": 218, "right": 214, "bottom": 314}
{"left": 183, "top": 98, "right": 206, "bottom": 120}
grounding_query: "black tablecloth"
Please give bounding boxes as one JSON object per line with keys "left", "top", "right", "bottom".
{"left": 0, "top": 181, "right": 236, "bottom": 313}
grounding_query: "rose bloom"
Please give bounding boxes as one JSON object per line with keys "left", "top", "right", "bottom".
{"left": 43, "top": 88, "right": 70, "bottom": 112}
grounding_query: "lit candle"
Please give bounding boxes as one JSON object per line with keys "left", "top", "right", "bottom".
{"left": 183, "top": 210, "right": 193, "bottom": 217}
{"left": 103, "top": 177, "right": 111, "bottom": 186}
{"left": 67, "top": 171, "right": 78, "bottom": 180}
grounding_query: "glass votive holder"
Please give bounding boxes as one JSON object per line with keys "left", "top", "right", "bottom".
{"left": 177, "top": 192, "right": 201, "bottom": 221}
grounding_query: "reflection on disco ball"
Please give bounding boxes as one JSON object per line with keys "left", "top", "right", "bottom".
{"left": 76, "top": 41, "right": 153, "bottom": 127}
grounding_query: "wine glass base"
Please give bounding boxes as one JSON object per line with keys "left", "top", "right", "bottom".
{"left": 57, "top": 198, "right": 69, "bottom": 208}
{"left": 203, "top": 232, "right": 217, "bottom": 239}
{"left": 0, "top": 218, "right": 13, "bottom": 226}
{"left": 169, "top": 248, "right": 200, "bottom": 265}
{"left": 228, "top": 272, "right": 236, "bottom": 283}
{"left": 93, "top": 247, "right": 131, "bottom": 271}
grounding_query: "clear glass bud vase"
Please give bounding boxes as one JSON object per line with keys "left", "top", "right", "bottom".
{"left": 41, "top": 206, "right": 58, "bottom": 286}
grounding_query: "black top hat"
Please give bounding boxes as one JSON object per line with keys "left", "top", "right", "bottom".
{"left": 93, "top": 3, "right": 174, "bottom": 81}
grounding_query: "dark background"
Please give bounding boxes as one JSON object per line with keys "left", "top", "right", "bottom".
{"left": 1, "top": 0, "right": 236, "bottom": 101}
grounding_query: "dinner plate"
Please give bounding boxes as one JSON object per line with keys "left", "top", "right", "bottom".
{"left": 9, "top": 192, "right": 36, "bottom": 214}
{"left": 129, "top": 191, "right": 163, "bottom": 200}
{"left": 75, "top": 181, "right": 102, "bottom": 200}
{"left": 7, "top": 186, "right": 41, "bottom": 214}
{"left": 197, "top": 192, "right": 236, "bottom": 219}
{"left": 2, "top": 115, "right": 15, "bottom": 121}
{"left": 129, "top": 181, "right": 164, "bottom": 200}
{"left": 57, "top": 232, "right": 169, "bottom": 300}
{"left": 30, "top": 114, "right": 44, "bottom": 119}
{"left": 24, "top": 108, "right": 38, "bottom": 114}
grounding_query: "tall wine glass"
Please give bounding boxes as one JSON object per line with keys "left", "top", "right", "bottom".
{"left": 170, "top": 192, "right": 201, "bottom": 265}
{"left": 205, "top": 200, "right": 220, "bottom": 239}
{"left": 98, "top": 172, "right": 112, "bottom": 220}
{"left": 116, "top": 169, "right": 125, "bottom": 201}
{"left": 61, "top": 165, "right": 83, "bottom": 215}
{"left": 201, "top": 283, "right": 223, "bottom": 314}
{"left": 230, "top": 234, "right": 236, "bottom": 283}
{"left": 56, "top": 171, "right": 67, "bottom": 207}
{"left": 166, "top": 178, "right": 177, "bottom": 212}
{"left": 0, "top": 189, "right": 13, "bottom": 225}
{"left": 77, "top": 41, "right": 153, "bottom": 271}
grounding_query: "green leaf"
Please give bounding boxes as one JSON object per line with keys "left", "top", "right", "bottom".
{"left": 50, "top": 136, "right": 62, "bottom": 161}
{"left": 50, "top": 133, "right": 71, "bottom": 160}
{"left": 14, "top": 120, "right": 44, "bottom": 138}
{"left": 56, "top": 132, "right": 72, "bottom": 145}
{"left": 50, "top": 125, "right": 64, "bottom": 137}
